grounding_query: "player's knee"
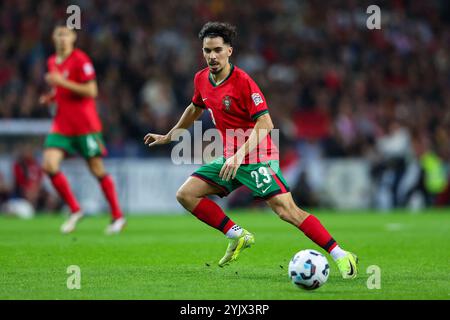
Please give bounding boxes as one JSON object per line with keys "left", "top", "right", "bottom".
{"left": 87, "top": 160, "right": 105, "bottom": 178}
{"left": 42, "top": 159, "right": 59, "bottom": 175}
{"left": 89, "top": 166, "right": 105, "bottom": 178}
{"left": 176, "top": 188, "right": 192, "bottom": 207}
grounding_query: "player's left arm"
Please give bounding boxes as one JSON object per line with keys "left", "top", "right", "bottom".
{"left": 45, "top": 72, "right": 98, "bottom": 98}
{"left": 219, "top": 113, "right": 274, "bottom": 181}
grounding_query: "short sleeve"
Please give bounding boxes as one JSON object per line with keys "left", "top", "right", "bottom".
{"left": 191, "top": 73, "right": 206, "bottom": 109}
{"left": 242, "top": 76, "right": 269, "bottom": 121}
{"left": 77, "top": 55, "right": 96, "bottom": 83}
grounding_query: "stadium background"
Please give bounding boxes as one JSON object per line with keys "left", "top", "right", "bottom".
{"left": 0, "top": 0, "right": 449, "bottom": 215}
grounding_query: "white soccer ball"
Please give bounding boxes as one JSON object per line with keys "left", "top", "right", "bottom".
{"left": 3, "top": 198, "right": 35, "bottom": 219}
{"left": 288, "top": 249, "right": 330, "bottom": 290}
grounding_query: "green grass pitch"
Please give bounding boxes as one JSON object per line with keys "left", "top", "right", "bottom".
{"left": 0, "top": 209, "right": 449, "bottom": 300}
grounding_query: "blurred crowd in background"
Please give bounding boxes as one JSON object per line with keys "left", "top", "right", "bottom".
{"left": 0, "top": 0, "right": 449, "bottom": 212}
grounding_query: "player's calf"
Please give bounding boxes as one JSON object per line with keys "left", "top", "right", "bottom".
{"left": 266, "top": 193, "right": 309, "bottom": 226}
{"left": 47, "top": 171, "right": 81, "bottom": 214}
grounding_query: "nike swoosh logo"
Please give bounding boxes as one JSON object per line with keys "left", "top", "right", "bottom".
{"left": 261, "top": 186, "right": 271, "bottom": 193}
{"left": 202, "top": 98, "right": 208, "bottom": 101}
{"left": 348, "top": 261, "right": 354, "bottom": 276}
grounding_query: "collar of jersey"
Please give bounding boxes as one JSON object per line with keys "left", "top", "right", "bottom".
{"left": 208, "top": 63, "right": 234, "bottom": 87}
{"left": 56, "top": 49, "right": 75, "bottom": 65}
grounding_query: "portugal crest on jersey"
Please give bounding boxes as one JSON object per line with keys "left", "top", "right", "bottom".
{"left": 222, "top": 95, "right": 232, "bottom": 111}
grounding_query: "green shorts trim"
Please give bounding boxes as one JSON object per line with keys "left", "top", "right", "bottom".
{"left": 192, "top": 156, "right": 290, "bottom": 199}
{"left": 44, "top": 133, "right": 107, "bottom": 158}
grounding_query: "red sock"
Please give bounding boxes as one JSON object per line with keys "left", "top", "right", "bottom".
{"left": 192, "top": 198, "right": 235, "bottom": 234}
{"left": 298, "top": 215, "right": 337, "bottom": 253}
{"left": 99, "top": 175, "right": 123, "bottom": 220}
{"left": 50, "top": 172, "right": 80, "bottom": 213}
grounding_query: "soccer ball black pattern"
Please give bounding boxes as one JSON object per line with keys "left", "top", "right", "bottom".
{"left": 288, "top": 249, "right": 330, "bottom": 290}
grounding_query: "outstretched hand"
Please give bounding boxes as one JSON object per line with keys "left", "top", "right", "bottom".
{"left": 39, "top": 93, "right": 54, "bottom": 106}
{"left": 39, "top": 90, "right": 55, "bottom": 106}
{"left": 143, "top": 133, "right": 171, "bottom": 147}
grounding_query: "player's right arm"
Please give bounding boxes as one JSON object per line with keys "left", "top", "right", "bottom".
{"left": 144, "top": 72, "right": 206, "bottom": 147}
{"left": 39, "top": 58, "right": 56, "bottom": 106}
{"left": 143, "top": 103, "right": 203, "bottom": 147}
{"left": 39, "top": 88, "right": 56, "bottom": 105}
{"left": 45, "top": 73, "right": 98, "bottom": 98}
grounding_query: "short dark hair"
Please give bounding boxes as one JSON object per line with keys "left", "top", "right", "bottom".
{"left": 198, "top": 22, "right": 237, "bottom": 46}
{"left": 53, "top": 20, "right": 76, "bottom": 33}
{"left": 54, "top": 19, "right": 67, "bottom": 28}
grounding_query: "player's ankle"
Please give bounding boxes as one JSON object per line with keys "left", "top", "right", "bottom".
{"left": 330, "top": 245, "right": 347, "bottom": 261}
{"left": 225, "top": 224, "right": 243, "bottom": 239}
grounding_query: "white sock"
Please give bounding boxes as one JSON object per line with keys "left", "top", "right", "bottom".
{"left": 225, "top": 225, "right": 243, "bottom": 239}
{"left": 330, "top": 245, "right": 347, "bottom": 260}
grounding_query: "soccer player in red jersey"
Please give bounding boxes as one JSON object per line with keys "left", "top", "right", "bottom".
{"left": 39, "top": 24, "right": 126, "bottom": 234}
{"left": 144, "top": 22, "right": 358, "bottom": 279}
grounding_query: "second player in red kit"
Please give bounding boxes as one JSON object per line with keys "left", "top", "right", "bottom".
{"left": 40, "top": 24, "right": 126, "bottom": 234}
{"left": 46, "top": 48, "right": 102, "bottom": 136}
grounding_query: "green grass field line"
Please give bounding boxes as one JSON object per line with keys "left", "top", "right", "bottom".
{"left": 0, "top": 210, "right": 449, "bottom": 299}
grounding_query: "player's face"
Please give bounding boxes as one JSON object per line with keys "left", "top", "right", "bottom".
{"left": 52, "top": 27, "right": 76, "bottom": 53}
{"left": 202, "top": 37, "right": 233, "bottom": 75}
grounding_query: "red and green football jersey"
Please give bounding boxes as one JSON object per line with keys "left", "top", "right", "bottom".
{"left": 47, "top": 48, "right": 102, "bottom": 136}
{"left": 191, "top": 64, "right": 279, "bottom": 164}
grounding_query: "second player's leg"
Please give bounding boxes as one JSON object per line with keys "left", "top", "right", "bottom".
{"left": 86, "top": 157, "right": 125, "bottom": 233}
{"left": 42, "top": 148, "right": 83, "bottom": 233}
{"left": 42, "top": 148, "right": 80, "bottom": 214}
